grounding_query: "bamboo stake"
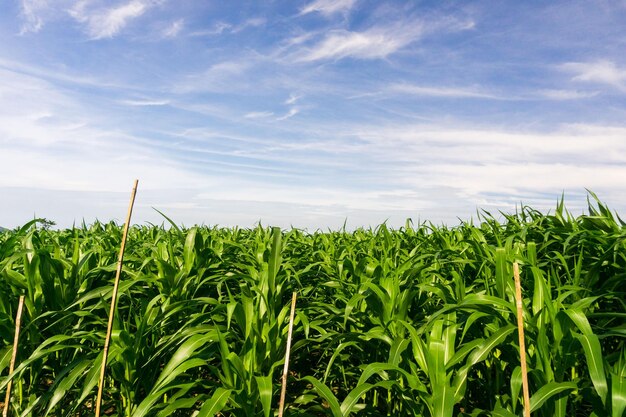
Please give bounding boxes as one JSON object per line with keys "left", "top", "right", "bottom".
{"left": 2, "top": 296, "right": 25, "bottom": 417}
{"left": 95, "top": 179, "right": 138, "bottom": 417}
{"left": 514, "top": 262, "right": 531, "bottom": 417}
{"left": 278, "top": 292, "right": 297, "bottom": 417}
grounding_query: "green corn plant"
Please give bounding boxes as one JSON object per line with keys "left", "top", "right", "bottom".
{"left": 1, "top": 194, "right": 625, "bottom": 416}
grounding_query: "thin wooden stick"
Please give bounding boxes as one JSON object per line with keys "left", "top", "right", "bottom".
{"left": 95, "top": 179, "right": 138, "bottom": 417}
{"left": 2, "top": 296, "right": 25, "bottom": 417}
{"left": 514, "top": 262, "right": 531, "bottom": 417}
{"left": 278, "top": 292, "right": 297, "bottom": 417}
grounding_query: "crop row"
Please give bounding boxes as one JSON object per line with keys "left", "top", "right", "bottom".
{"left": 1, "top": 197, "right": 625, "bottom": 416}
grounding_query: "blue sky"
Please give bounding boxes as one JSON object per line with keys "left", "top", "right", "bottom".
{"left": 1, "top": 0, "right": 626, "bottom": 229}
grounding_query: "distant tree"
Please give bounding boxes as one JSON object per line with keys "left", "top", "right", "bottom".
{"left": 38, "top": 218, "right": 56, "bottom": 230}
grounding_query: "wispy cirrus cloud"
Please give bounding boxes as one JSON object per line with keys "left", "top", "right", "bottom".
{"left": 19, "top": 0, "right": 49, "bottom": 33}
{"left": 345, "top": 123, "right": 626, "bottom": 204}
{"left": 300, "top": 0, "right": 357, "bottom": 17}
{"left": 162, "top": 18, "right": 183, "bottom": 38}
{"left": 389, "top": 83, "right": 499, "bottom": 99}
{"left": 562, "top": 60, "right": 626, "bottom": 91}
{"left": 289, "top": 12, "right": 474, "bottom": 63}
{"left": 174, "top": 60, "right": 254, "bottom": 93}
{"left": 285, "top": 94, "right": 301, "bottom": 105}
{"left": 0, "top": 66, "right": 206, "bottom": 193}
{"left": 18, "top": 0, "right": 84, "bottom": 34}
{"left": 387, "top": 85, "right": 597, "bottom": 101}
{"left": 120, "top": 98, "right": 170, "bottom": 106}
{"left": 17, "top": 0, "right": 161, "bottom": 38}
{"left": 537, "top": 89, "right": 598, "bottom": 100}
{"left": 189, "top": 22, "right": 232, "bottom": 37}
{"left": 244, "top": 111, "right": 274, "bottom": 119}
{"left": 294, "top": 24, "right": 422, "bottom": 61}
{"left": 231, "top": 17, "right": 266, "bottom": 33}
{"left": 0, "top": 57, "right": 132, "bottom": 90}
{"left": 189, "top": 17, "right": 265, "bottom": 37}
{"left": 276, "top": 107, "right": 299, "bottom": 121}
{"left": 69, "top": 0, "right": 157, "bottom": 39}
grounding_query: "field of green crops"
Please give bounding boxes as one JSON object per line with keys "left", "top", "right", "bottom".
{"left": 1, "top": 197, "right": 626, "bottom": 417}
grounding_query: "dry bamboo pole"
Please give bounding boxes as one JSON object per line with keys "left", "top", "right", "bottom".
{"left": 514, "top": 262, "right": 531, "bottom": 417}
{"left": 277, "top": 292, "right": 297, "bottom": 417}
{"left": 2, "top": 296, "right": 25, "bottom": 417}
{"left": 95, "top": 179, "right": 138, "bottom": 417}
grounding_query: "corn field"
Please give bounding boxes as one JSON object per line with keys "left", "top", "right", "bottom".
{"left": 1, "top": 197, "right": 626, "bottom": 416}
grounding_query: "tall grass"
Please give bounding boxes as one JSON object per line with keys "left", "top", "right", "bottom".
{"left": 1, "top": 196, "right": 625, "bottom": 416}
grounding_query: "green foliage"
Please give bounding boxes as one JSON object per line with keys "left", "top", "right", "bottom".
{"left": 1, "top": 196, "right": 625, "bottom": 416}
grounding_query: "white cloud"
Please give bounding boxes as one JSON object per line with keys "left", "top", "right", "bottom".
{"left": 300, "top": 0, "right": 357, "bottom": 16}
{"left": 0, "top": 57, "right": 131, "bottom": 90}
{"left": 70, "top": 0, "right": 154, "bottom": 39}
{"left": 562, "top": 60, "right": 626, "bottom": 91}
{"left": 276, "top": 108, "right": 299, "bottom": 121}
{"left": 174, "top": 60, "right": 253, "bottom": 93}
{"left": 0, "top": 104, "right": 155, "bottom": 190}
{"left": 537, "top": 89, "right": 599, "bottom": 100}
{"left": 196, "top": 183, "right": 428, "bottom": 213}
{"left": 295, "top": 24, "right": 422, "bottom": 61}
{"left": 0, "top": 68, "right": 82, "bottom": 146}
{"left": 389, "top": 83, "right": 499, "bottom": 99}
{"left": 189, "top": 18, "right": 265, "bottom": 37}
{"left": 281, "top": 31, "right": 318, "bottom": 48}
{"left": 189, "top": 22, "right": 232, "bottom": 37}
{"left": 286, "top": 13, "right": 476, "bottom": 63}
{"left": 0, "top": 66, "right": 208, "bottom": 201}
{"left": 389, "top": 85, "right": 599, "bottom": 101}
{"left": 424, "top": 163, "right": 626, "bottom": 198}
{"left": 285, "top": 94, "right": 301, "bottom": 105}
{"left": 19, "top": 0, "right": 49, "bottom": 33}
{"left": 120, "top": 98, "right": 170, "bottom": 106}
{"left": 18, "top": 0, "right": 81, "bottom": 33}
{"left": 231, "top": 17, "right": 266, "bottom": 33}
{"left": 162, "top": 18, "right": 184, "bottom": 38}
{"left": 348, "top": 123, "right": 626, "bottom": 198}
{"left": 244, "top": 111, "right": 274, "bottom": 119}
